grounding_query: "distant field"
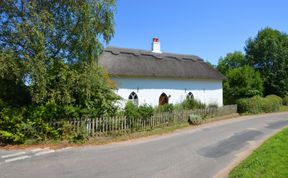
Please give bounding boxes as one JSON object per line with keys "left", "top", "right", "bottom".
{"left": 229, "top": 127, "right": 288, "bottom": 178}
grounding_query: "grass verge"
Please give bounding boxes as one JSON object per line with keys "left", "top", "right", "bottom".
{"left": 229, "top": 127, "right": 288, "bottom": 178}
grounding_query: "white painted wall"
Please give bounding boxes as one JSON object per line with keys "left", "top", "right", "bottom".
{"left": 112, "top": 77, "right": 223, "bottom": 107}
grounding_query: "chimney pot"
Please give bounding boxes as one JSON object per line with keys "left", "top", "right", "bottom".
{"left": 153, "top": 38, "right": 158, "bottom": 42}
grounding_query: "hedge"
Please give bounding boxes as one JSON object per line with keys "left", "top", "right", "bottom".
{"left": 283, "top": 96, "right": 288, "bottom": 106}
{"left": 237, "top": 95, "right": 282, "bottom": 114}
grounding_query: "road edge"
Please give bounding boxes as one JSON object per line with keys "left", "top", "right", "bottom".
{"left": 214, "top": 125, "right": 288, "bottom": 178}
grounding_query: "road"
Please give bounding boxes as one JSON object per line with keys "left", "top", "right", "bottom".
{"left": 1, "top": 112, "right": 288, "bottom": 178}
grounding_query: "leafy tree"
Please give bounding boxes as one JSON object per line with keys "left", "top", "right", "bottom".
{"left": 0, "top": 0, "right": 119, "bottom": 117}
{"left": 224, "top": 66, "right": 263, "bottom": 104}
{"left": 245, "top": 27, "right": 288, "bottom": 97}
{"left": 0, "top": 50, "right": 31, "bottom": 107}
{"left": 217, "top": 51, "right": 247, "bottom": 75}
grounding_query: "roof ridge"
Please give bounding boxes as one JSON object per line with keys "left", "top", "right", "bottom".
{"left": 105, "top": 46, "right": 203, "bottom": 61}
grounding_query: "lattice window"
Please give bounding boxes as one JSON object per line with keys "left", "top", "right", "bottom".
{"left": 128, "top": 92, "right": 138, "bottom": 106}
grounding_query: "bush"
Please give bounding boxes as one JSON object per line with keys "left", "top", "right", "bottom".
{"left": 124, "top": 101, "right": 140, "bottom": 119}
{"left": 157, "top": 104, "right": 174, "bottom": 113}
{"left": 138, "top": 104, "right": 154, "bottom": 119}
{"left": 181, "top": 98, "right": 205, "bottom": 110}
{"left": 262, "top": 95, "right": 282, "bottom": 112}
{"left": 124, "top": 102, "right": 154, "bottom": 119}
{"left": 237, "top": 96, "right": 263, "bottom": 114}
{"left": 60, "top": 122, "right": 88, "bottom": 143}
{"left": 237, "top": 95, "right": 282, "bottom": 114}
{"left": 0, "top": 107, "right": 29, "bottom": 144}
{"left": 265, "top": 95, "right": 282, "bottom": 105}
{"left": 188, "top": 114, "right": 202, "bottom": 125}
{"left": 282, "top": 96, "right": 288, "bottom": 106}
{"left": 0, "top": 103, "right": 83, "bottom": 145}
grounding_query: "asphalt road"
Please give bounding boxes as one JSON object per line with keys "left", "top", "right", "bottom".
{"left": 1, "top": 112, "right": 288, "bottom": 178}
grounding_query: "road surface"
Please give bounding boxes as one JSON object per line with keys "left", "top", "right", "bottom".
{"left": 1, "top": 112, "right": 288, "bottom": 178}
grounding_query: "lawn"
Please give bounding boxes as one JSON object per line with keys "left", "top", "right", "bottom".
{"left": 229, "top": 127, "right": 288, "bottom": 178}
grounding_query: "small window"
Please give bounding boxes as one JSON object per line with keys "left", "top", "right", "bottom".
{"left": 128, "top": 92, "right": 138, "bottom": 105}
{"left": 159, "top": 93, "right": 169, "bottom": 105}
{"left": 187, "top": 92, "right": 194, "bottom": 99}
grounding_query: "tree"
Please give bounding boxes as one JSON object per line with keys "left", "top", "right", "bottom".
{"left": 217, "top": 51, "right": 247, "bottom": 75}
{"left": 0, "top": 50, "right": 31, "bottom": 107}
{"left": 223, "top": 66, "right": 263, "bottom": 104}
{"left": 0, "top": 0, "right": 119, "bottom": 117}
{"left": 245, "top": 27, "right": 288, "bottom": 97}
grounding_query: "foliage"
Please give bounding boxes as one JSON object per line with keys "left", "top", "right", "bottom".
{"left": 124, "top": 101, "right": 140, "bottom": 120}
{"left": 124, "top": 102, "right": 154, "bottom": 120}
{"left": 188, "top": 114, "right": 202, "bottom": 125}
{"left": 138, "top": 104, "right": 154, "bottom": 119}
{"left": 181, "top": 98, "right": 206, "bottom": 110}
{"left": 0, "top": 0, "right": 119, "bottom": 116}
{"left": 0, "top": 107, "right": 26, "bottom": 144}
{"left": 229, "top": 127, "right": 288, "bottom": 178}
{"left": 157, "top": 104, "right": 174, "bottom": 113}
{"left": 237, "top": 95, "right": 282, "bottom": 114}
{"left": 60, "top": 122, "right": 89, "bottom": 143}
{"left": 217, "top": 51, "right": 247, "bottom": 75}
{"left": 224, "top": 66, "right": 263, "bottom": 104}
{"left": 0, "top": 50, "right": 31, "bottom": 107}
{"left": 0, "top": 0, "right": 119, "bottom": 144}
{"left": 262, "top": 95, "right": 282, "bottom": 113}
{"left": 282, "top": 96, "right": 288, "bottom": 106}
{"left": 245, "top": 27, "right": 288, "bottom": 97}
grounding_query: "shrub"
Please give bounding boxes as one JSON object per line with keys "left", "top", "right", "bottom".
{"left": 188, "top": 114, "right": 202, "bottom": 125}
{"left": 237, "top": 95, "right": 282, "bottom": 114}
{"left": 237, "top": 96, "right": 263, "bottom": 114}
{"left": 124, "top": 102, "right": 154, "bottom": 119}
{"left": 0, "top": 107, "right": 28, "bottom": 144}
{"left": 262, "top": 95, "right": 282, "bottom": 112}
{"left": 173, "top": 103, "right": 184, "bottom": 111}
{"left": 62, "top": 122, "right": 88, "bottom": 143}
{"left": 124, "top": 101, "right": 140, "bottom": 119}
{"left": 265, "top": 95, "right": 282, "bottom": 105}
{"left": 282, "top": 96, "right": 288, "bottom": 106}
{"left": 138, "top": 104, "right": 154, "bottom": 119}
{"left": 181, "top": 98, "right": 205, "bottom": 110}
{"left": 157, "top": 104, "right": 174, "bottom": 113}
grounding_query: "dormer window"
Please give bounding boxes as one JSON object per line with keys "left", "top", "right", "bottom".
{"left": 128, "top": 92, "right": 138, "bottom": 105}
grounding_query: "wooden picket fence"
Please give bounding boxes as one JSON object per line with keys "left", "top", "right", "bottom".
{"left": 49, "top": 105, "right": 237, "bottom": 136}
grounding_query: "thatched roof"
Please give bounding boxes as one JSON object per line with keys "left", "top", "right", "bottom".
{"left": 98, "top": 47, "right": 225, "bottom": 80}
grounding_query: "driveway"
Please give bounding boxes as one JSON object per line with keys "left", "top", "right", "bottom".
{"left": 1, "top": 112, "right": 288, "bottom": 178}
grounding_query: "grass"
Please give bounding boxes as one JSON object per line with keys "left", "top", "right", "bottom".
{"left": 229, "top": 127, "right": 288, "bottom": 178}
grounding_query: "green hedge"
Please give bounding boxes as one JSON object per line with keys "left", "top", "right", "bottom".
{"left": 283, "top": 96, "right": 288, "bottom": 106}
{"left": 237, "top": 95, "right": 282, "bottom": 114}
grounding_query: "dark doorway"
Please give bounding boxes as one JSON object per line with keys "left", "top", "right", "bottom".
{"left": 159, "top": 93, "right": 169, "bottom": 105}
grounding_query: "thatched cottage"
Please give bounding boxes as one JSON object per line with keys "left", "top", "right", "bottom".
{"left": 99, "top": 38, "right": 225, "bottom": 107}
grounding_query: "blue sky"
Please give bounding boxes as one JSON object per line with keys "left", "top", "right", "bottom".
{"left": 108, "top": 0, "right": 288, "bottom": 65}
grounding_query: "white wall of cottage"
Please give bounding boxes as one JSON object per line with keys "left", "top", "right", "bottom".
{"left": 112, "top": 77, "right": 223, "bottom": 107}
